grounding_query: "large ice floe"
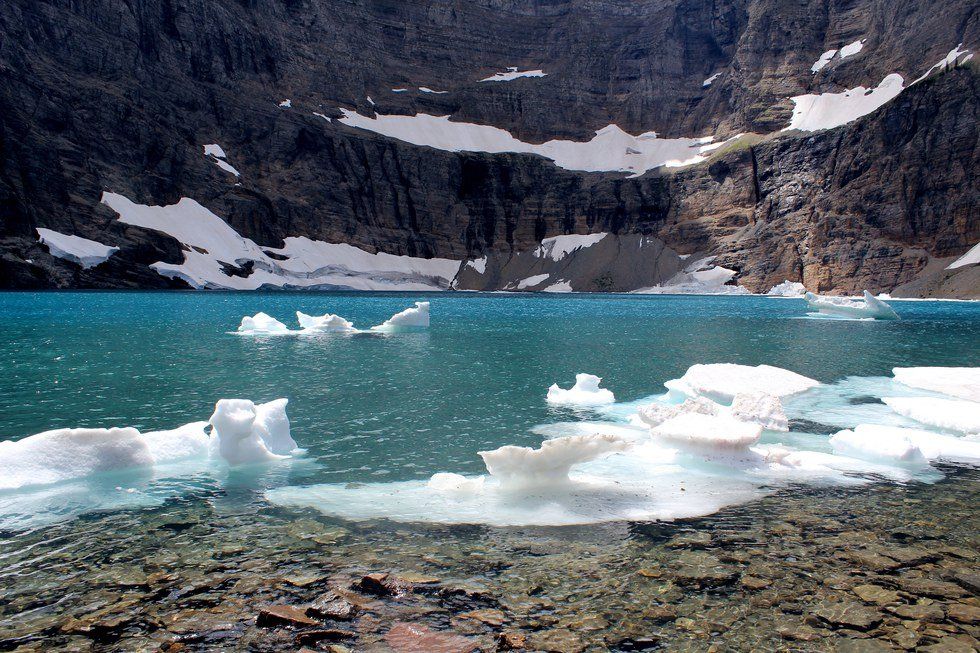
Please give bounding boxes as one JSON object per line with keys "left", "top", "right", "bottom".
{"left": 36, "top": 228, "right": 119, "bottom": 269}
{"left": 804, "top": 290, "right": 899, "bottom": 320}
{"left": 547, "top": 374, "right": 616, "bottom": 407}
{"left": 266, "top": 363, "right": 980, "bottom": 526}
{"left": 100, "top": 192, "right": 461, "bottom": 290}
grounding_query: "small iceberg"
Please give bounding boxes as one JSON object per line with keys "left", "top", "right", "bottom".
{"left": 237, "top": 312, "right": 291, "bottom": 335}
{"left": 804, "top": 290, "right": 899, "bottom": 320}
{"left": 296, "top": 311, "right": 357, "bottom": 333}
{"left": 478, "top": 433, "right": 629, "bottom": 489}
{"left": 209, "top": 398, "right": 298, "bottom": 464}
{"left": 664, "top": 363, "right": 820, "bottom": 403}
{"left": 547, "top": 373, "right": 616, "bottom": 406}
{"left": 371, "top": 301, "right": 430, "bottom": 331}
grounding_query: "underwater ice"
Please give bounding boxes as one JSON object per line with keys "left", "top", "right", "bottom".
{"left": 0, "top": 398, "right": 296, "bottom": 492}
{"left": 370, "top": 301, "right": 430, "bottom": 331}
{"left": 804, "top": 290, "right": 899, "bottom": 320}
{"left": 547, "top": 374, "right": 616, "bottom": 406}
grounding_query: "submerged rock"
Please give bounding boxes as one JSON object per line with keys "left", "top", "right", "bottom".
{"left": 256, "top": 605, "right": 319, "bottom": 628}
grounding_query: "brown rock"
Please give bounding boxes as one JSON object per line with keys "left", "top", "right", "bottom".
{"left": 384, "top": 622, "right": 478, "bottom": 653}
{"left": 946, "top": 603, "right": 980, "bottom": 625}
{"left": 852, "top": 584, "right": 901, "bottom": 606}
{"left": 296, "top": 629, "right": 356, "bottom": 646}
{"left": 497, "top": 631, "right": 527, "bottom": 650}
{"left": 898, "top": 578, "right": 968, "bottom": 599}
{"left": 642, "top": 605, "right": 677, "bottom": 623}
{"left": 812, "top": 601, "right": 883, "bottom": 631}
{"left": 457, "top": 609, "right": 506, "bottom": 627}
{"left": 918, "top": 638, "right": 978, "bottom": 653}
{"left": 256, "top": 604, "right": 319, "bottom": 628}
{"left": 356, "top": 573, "right": 394, "bottom": 596}
{"left": 308, "top": 590, "right": 358, "bottom": 621}
{"left": 842, "top": 550, "right": 901, "bottom": 573}
{"left": 889, "top": 603, "right": 945, "bottom": 622}
{"left": 741, "top": 575, "right": 771, "bottom": 590}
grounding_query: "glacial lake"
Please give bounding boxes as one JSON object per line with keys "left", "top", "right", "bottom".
{"left": 0, "top": 291, "right": 978, "bottom": 651}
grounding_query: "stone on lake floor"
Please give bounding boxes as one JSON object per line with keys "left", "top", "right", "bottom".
{"left": 946, "top": 570, "right": 980, "bottom": 594}
{"left": 496, "top": 631, "right": 527, "bottom": 650}
{"left": 888, "top": 603, "right": 946, "bottom": 622}
{"left": 457, "top": 609, "right": 506, "bottom": 627}
{"left": 841, "top": 550, "right": 902, "bottom": 573}
{"left": 897, "top": 578, "right": 968, "bottom": 599}
{"left": 812, "top": 600, "right": 883, "bottom": 631}
{"left": 641, "top": 604, "right": 677, "bottom": 623}
{"left": 307, "top": 590, "right": 359, "bottom": 621}
{"left": 741, "top": 575, "right": 771, "bottom": 590}
{"left": 295, "top": 628, "right": 356, "bottom": 646}
{"left": 384, "top": 621, "right": 479, "bottom": 653}
{"left": 671, "top": 551, "right": 739, "bottom": 588}
{"left": 852, "top": 584, "right": 901, "bottom": 605}
{"left": 945, "top": 602, "right": 980, "bottom": 625}
{"left": 256, "top": 604, "right": 319, "bottom": 628}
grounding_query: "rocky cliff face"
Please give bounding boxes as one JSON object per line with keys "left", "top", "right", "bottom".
{"left": 0, "top": 0, "right": 977, "bottom": 295}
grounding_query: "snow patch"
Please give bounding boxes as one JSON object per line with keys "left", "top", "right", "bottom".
{"left": 839, "top": 39, "right": 866, "bottom": 59}
{"left": 418, "top": 87, "right": 448, "bottom": 94}
{"left": 336, "top": 110, "right": 734, "bottom": 176}
{"left": 480, "top": 67, "right": 547, "bottom": 82}
{"left": 811, "top": 49, "right": 837, "bottom": 73}
{"left": 913, "top": 44, "right": 973, "bottom": 85}
{"left": 542, "top": 280, "right": 573, "bottom": 293}
{"left": 702, "top": 72, "right": 721, "bottom": 86}
{"left": 278, "top": 99, "right": 292, "bottom": 108}
{"left": 516, "top": 273, "right": 551, "bottom": 290}
{"left": 786, "top": 74, "right": 905, "bottom": 132}
{"left": 203, "top": 144, "right": 240, "bottom": 177}
{"left": 767, "top": 280, "right": 806, "bottom": 297}
{"left": 536, "top": 233, "right": 607, "bottom": 261}
{"left": 946, "top": 242, "right": 980, "bottom": 269}
{"left": 36, "top": 228, "right": 119, "bottom": 269}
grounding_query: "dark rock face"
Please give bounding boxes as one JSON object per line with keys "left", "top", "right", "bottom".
{"left": 0, "top": 0, "right": 977, "bottom": 294}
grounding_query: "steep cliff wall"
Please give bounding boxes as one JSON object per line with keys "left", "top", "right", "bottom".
{"left": 0, "top": 0, "right": 977, "bottom": 294}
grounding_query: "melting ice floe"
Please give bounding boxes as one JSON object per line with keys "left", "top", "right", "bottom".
{"left": 36, "top": 228, "right": 119, "bottom": 269}
{"left": 234, "top": 302, "right": 429, "bottom": 335}
{"left": 0, "top": 398, "right": 297, "bottom": 493}
{"left": 547, "top": 374, "right": 616, "bottom": 406}
{"left": 804, "top": 291, "right": 899, "bottom": 320}
{"left": 266, "top": 364, "right": 979, "bottom": 526}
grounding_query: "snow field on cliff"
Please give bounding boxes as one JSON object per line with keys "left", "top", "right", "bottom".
{"left": 265, "top": 364, "right": 979, "bottom": 526}
{"left": 36, "top": 228, "right": 119, "bottom": 269}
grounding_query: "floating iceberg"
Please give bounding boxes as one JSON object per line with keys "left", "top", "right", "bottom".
{"left": 664, "top": 363, "right": 820, "bottom": 403}
{"left": 209, "top": 398, "right": 297, "bottom": 464}
{"left": 804, "top": 291, "right": 899, "bottom": 320}
{"left": 296, "top": 311, "right": 357, "bottom": 333}
{"left": 371, "top": 301, "right": 429, "bottom": 331}
{"left": 766, "top": 280, "right": 806, "bottom": 297}
{"left": 547, "top": 374, "right": 616, "bottom": 406}
{"left": 892, "top": 367, "right": 980, "bottom": 402}
{"left": 479, "top": 434, "right": 629, "bottom": 489}
{"left": 237, "top": 312, "right": 292, "bottom": 335}
{"left": 882, "top": 396, "right": 980, "bottom": 435}
{"left": 0, "top": 398, "right": 296, "bottom": 492}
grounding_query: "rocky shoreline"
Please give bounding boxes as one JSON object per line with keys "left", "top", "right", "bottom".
{"left": 1, "top": 465, "right": 976, "bottom": 652}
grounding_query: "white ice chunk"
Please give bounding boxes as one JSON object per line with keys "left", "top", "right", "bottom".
{"left": 839, "top": 39, "right": 865, "bottom": 59}
{"left": 371, "top": 301, "right": 430, "bottom": 331}
{"left": 730, "top": 393, "right": 789, "bottom": 431}
{"left": 478, "top": 433, "right": 629, "bottom": 489}
{"left": 0, "top": 428, "right": 153, "bottom": 490}
{"left": 766, "top": 280, "right": 806, "bottom": 296}
{"left": 786, "top": 74, "right": 905, "bottom": 132}
{"left": 479, "top": 68, "right": 547, "bottom": 82}
{"left": 547, "top": 374, "right": 616, "bottom": 406}
{"left": 653, "top": 413, "right": 763, "bottom": 450}
{"left": 208, "top": 399, "right": 290, "bottom": 465}
{"left": 253, "top": 398, "right": 297, "bottom": 455}
{"left": 664, "top": 363, "right": 820, "bottom": 403}
{"left": 142, "top": 422, "right": 210, "bottom": 465}
{"left": 946, "top": 242, "right": 980, "bottom": 269}
{"left": 36, "top": 228, "right": 119, "bottom": 269}
{"left": 882, "top": 397, "right": 980, "bottom": 435}
{"left": 831, "top": 424, "right": 980, "bottom": 464}
{"left": 536, "top": 233, "right": 607, "bottom": 261}
{"left": 296, "top": 311, "right": 357, "bottom": 333}
{"left": 237, "top": 312, "right": 291, "bottom": 335}
{"left": 804, "top": 291, "right": 899, "bottom": 320}
{"left": 811, "top": 49, "right": 837, "bottom": 73}
{"left": 893, "top": 367, "right": 980, "bottom": 402}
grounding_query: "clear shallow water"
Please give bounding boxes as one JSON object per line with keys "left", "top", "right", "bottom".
{"left": 1, "top": 292, "right": 979, "bottom": 651}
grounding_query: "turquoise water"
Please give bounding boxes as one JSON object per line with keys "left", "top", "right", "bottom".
{"left": 2, "top": 291, "right": 979, "bottom": 490}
